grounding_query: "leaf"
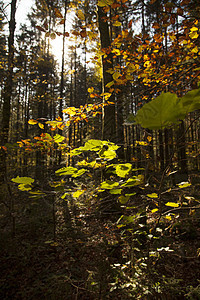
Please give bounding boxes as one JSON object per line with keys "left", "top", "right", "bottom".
{"left": 147, "top": 193, "right": 158, "bottom": 198}
{"left": 28, "top": 119, "right": 38, "bottom": 125}
{"left": 151, "top": 208, "right": 158, "bottom": 213}
{"left": 18, "top": 184, "right": 32, "bottom": 191}
{"left": 125, "top": 193, "right": 136, "bottom": 197}
{"left": 54, "top": 7, "right": 63, "bottom": 19}
{"left": 101, "top": 180, "right": 119, "bottom": 190}
{"left": 50, "top": 33, "right": 56, "bottom": 40}
{"left": 97, "top": 0, "right": 114, "bottom": 6}
{"left": 165, "top": 202, "right": 179, "bottom": 208}
{"left": 113, "top": 21, "right": 122, "bottom": 27}
{"left": 135, "top": 92, "right": 184, "bottom": 130}
{"left": 61, "top": 193, "right": 68, "bottom": 199}
{"left": 53, "top": 134, "right": 65, "bottom": 143}
{"left": 179, "top": 88, "right": 200, "bottom": 115}
{"left": 115, "top": 163, "right": 132, "bottom": 178}
{"left": 177, "top": 182, "right": 191, "bottom": 188}
{"left": 119, "top": 196, "right": 130, "bottom": 204}
{"left": 84, "top": 139, "right": 103, "bottom": 151}
{"left": 99, "top": 148, "right": 116, "bottom": 160}
{"left": 55, "top": 166, "right": 78, "bottom": 176}
{"left": 36, "top": 25, "right": 46, "bottom": 32}
{"left": 38, "top": 123, "right": 44, "bottom": 129}
{"left": 109, "top": 189, "right": 122, "bottom": 194}
{"left": 122, "top": 175, "right": 144, "bottom": 187}
{"left": 12, "top": 176, "right": 34, "bottom": 185}
{"left": 77, "top": 10, "right": 85, "bottom": 20}
{"left": 72, "top": 169, "right": 86, "bottom": 178}
{"left": 73, "top": 190, "right": 85, "bottom": 198}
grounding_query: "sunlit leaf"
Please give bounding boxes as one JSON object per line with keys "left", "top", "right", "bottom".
{"left": 77, "top": 10, "right": 85, "bottom": 20}
{"left": 73, "top": 190, "right": 85, "bottom": 198}
{"left": 177, "top": 182, "right": 191, "bottom": 188}
{"left": 151, "top": 208, "right": 158, "bottom": 213}
{"left": 12, "top": 176, "right": 34, "bottom": 185}
{"left": 165, "top": 202, "right": 179, "bottom": 208}
{"left": 109, "top": 189, "right": 122, "bottom": 194}
{"left": 55, "top": 166, "right": 77, "bottom": 176}
{"left": 72, "top": 169, "right": 86, "bottom": 178}
{"left": 28, "top": 119, "right": 38, "bottom": 125}
{"left": 101, "top": 180, "right": 119, "bottom": 189}
{"left": 115, "top": 163, "right": 132, "bottom": 178}
{"left": 147, "top": 193, "right": 158, "bottom": 198}
{"left": 54, "top": 7, "right": 63, "bottom": 19}
{"left": 53, "top": 134, "right": 65, "bottom": 143}
{"left": 38, "top": 123, "right": 44, "bottom": 129}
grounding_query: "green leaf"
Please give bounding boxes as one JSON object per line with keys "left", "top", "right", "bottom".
{"left": 72, "top": 169, "right": 86, "bottom": 178}
{"left": 165, "top": 202, "right": 179, "bottom": 208}
{"left": 84, "top": 139, "right": 103, "bottom": 151}
{"left": 12, "top": 176, "right": 34, "bottom": 185}
{"left": 109, "top": 189, "right": 122, "bottom": 194}
{"left": 55, "top": 166, "right": 77, "bottom": 176}
{"left": 115, "top": 163, "right": 132, "bottom": 178}
{"left": 119, "top": 195, "right": 130, "bottom": 204}
{"left": 99, "top": 148, "right": 116, "bottom": 160}
{"left": 101, "top": 180, "right": 119, "bottom": 190}
{"left": 122, "top": 175, "right": 144, "bottom": 187}
{"left": 53, "top": 134, "right": 65, "bottom": 143}
{"left": 125, "top": 193, "right": 136, "bottom": 197}
{"left": 180, "top": 88, "right": 200, "bottom": 114}
{"left": 135, "top": 92, "right": 184, "bottom": 130}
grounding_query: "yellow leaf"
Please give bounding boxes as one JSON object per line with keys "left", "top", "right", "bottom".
{"left": 73, "top": 190, "right": 84, "bottom": 198}
{"left": 113, "top": 21, "right": 122, "bottom": 27}
{"left": 165, "top": 202, "right": 179, "bottom": 208}
{"left": 189, "top": 31, "right": 199, "bottom": 39}
{"left": 28, "top": 119, "right": 38, "bottom": 125}
{"left": 151, "top": 208, "right": 158, "bottom": 213}
{"left": 190, "top": 26, "right": 198, "bottom": 32}
{"left": 165, "top": 215, "right": 172, "bottom": 221}
{"left": 113, "top": 71, "right": 121, "bottom": 80}
{"left": 147, "top": 193, "right": 158, "bottom": 198}
{"left": 147, "top": 136, "right": 152, "bottom": 142}
{"left": 88, "top": 87, "right": 94, "bottom": 93}
{"left": 38, "top": 123, "right": 44, "bottom": 129}
{"left": 77, "top": 10, "right": 85, "bottom": 20}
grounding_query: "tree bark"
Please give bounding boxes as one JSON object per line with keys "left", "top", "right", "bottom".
{"left": 97, "top": 6, "right": 116, "bottom": 141}
{"left": 0, "top": 0, "right": 17, "bottom": 183}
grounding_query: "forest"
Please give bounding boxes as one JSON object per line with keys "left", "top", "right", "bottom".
{"left": 0, "top": 0, "right": 200, "bottom": 299}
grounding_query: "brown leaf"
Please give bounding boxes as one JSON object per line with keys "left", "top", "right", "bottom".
{"left": 54, "top": 7, "right": 63, "bottom": 19}
{"left": 36, "top": 26, "right": 46, "bottom": 32}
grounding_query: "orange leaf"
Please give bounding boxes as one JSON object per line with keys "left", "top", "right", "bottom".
{"left": 54, "top": 7, "right": 63, "bottom": 19}
{"left": 28, "top": 119, "right": 38, "bottom": 125}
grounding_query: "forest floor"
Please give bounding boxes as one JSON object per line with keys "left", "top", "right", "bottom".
{"left": 1, "top": 182, "right": 200, "bottom": 299}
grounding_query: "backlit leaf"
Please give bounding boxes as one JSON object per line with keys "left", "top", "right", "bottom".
{"left": 73, "top": 190, "right": 85, "bottom": 198}
{"left": 12, "top": 176, "right": 34, "bottom": 185}
{"left": 165, "top": 202, "right": 179, "bottom": 208}
{"left": 147, "top": 193, "right": 158, "bottom": 198}
{"left": 101, "top": 180, "right": 119, "bottom": 189}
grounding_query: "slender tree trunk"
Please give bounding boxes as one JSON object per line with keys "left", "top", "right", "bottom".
{"left": 0, "top": 0, "right": 17, "bottom": 183}
{"left": 97, "top": 6, "right": 116, "bottom": 141}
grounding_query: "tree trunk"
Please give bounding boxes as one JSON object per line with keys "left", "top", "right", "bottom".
{"left": 0, "top": 0, "right": 17, "bottom": 183}
{"left": 97, "top": 6, "right": 116, "bottom": 141}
